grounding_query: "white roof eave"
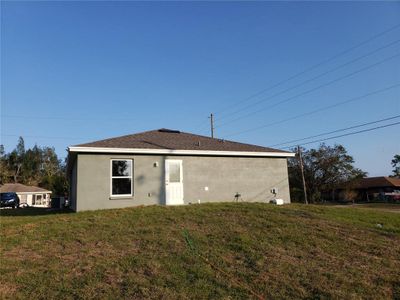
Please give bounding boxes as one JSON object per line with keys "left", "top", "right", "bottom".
{"left": 68, "top": 146, "right": 296, "bottom": 158}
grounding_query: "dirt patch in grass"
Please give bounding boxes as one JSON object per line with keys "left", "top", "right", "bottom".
{"left": 0, "top": 283, "right": 17, "bottom": 299}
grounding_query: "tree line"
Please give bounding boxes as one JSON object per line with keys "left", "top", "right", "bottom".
{"left": 288, "top": 143, "right": 399, "bottom": 203}
{"left": 0, "top": 137, "right": 68, "bottom": 197}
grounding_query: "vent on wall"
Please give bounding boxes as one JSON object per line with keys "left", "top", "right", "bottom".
{"left": 158, "top": 128, "right": 181, "bottom": 133}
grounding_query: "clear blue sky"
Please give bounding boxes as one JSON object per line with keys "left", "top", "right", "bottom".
{"left": 1, "top": 1, "right": 399, "bottom": 176}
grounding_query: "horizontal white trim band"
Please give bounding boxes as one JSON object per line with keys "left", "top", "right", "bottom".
{"left": 68, "top": 146, "right": 295, "bottom": 157}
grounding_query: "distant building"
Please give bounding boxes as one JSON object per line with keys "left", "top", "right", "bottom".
{"left": 341, "top": 176, "right": 400, "bottom": 202}
{"left": 0, "top": 183, "right": 52, "bottom": 207}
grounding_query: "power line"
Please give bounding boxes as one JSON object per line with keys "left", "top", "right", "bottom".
{"left": 216, "top": 52, "right": 400, "bottom": 129}
{"left": 271, "top": 115, "right": 400, "bottom": 147}
{"left": 216, "top": 38, "right": 400, "bottom": 123}
{"left": 194, "top": 119, "right": 213, "bottom": 132}
{"left": 281, "top": 121, "right": 400, "bottom": 150}
{"left": 222, "top": 82, "right": 400, "bottom": 138}
{"left": 211, "top": 23, "right": 400, "bottom": 118}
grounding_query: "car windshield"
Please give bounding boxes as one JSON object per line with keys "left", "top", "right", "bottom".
{"left": 1, "top": 193, "right": 16, "bottom": 200}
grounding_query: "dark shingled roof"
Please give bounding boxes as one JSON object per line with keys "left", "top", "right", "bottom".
{"left": 74, "top": 128, "right": 288, "bottom": 153}
{"left": 351, "top": 176, "right": 400, "bottom": 189}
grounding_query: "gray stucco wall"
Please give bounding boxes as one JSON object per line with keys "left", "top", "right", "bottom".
{"left": 73, "top": 153, "right": 291, "bottom": 211}
{"left": 70, "top": 159, "right": 78, "bottom": 212}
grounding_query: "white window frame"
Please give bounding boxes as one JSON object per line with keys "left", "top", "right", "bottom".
{"left": 110, "top": 159, "right": 133, "bottom": 197}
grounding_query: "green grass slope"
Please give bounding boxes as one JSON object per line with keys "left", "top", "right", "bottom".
{"left": 1, "top": 203, "right": 399, "bottom": 299}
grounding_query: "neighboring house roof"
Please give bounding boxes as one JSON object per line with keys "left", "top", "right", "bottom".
{"left": 351, "top": 177, "right": 400, "bottom": 189}
{"left": 0, "top": 183, "right": 52, "bottom": 194}
{"left": 69, "top": 128, "right": 294, "bottom": 157}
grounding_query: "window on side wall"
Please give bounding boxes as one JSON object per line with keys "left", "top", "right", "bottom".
{"left": 36, "top": 194, "right": 42, "bottom": 205}
{"left": 111, "top": 159, "right": 133, "bottom": 197}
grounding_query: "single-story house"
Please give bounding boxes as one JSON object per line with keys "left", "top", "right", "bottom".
{"left": 339, "top": 176, "right": 400, "bottom": 202}
{"left": 67, "top": 129, "right": 295, "bottom": 212}
{"left": 0, "top": 183, "right": 52, "bottom": 207}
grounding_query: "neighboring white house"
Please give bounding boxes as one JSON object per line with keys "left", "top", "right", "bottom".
{"left": 0, "top": 183, "right": 52, "bottom": 207}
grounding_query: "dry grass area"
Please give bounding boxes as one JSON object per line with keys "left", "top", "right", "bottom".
{"left": 1, "top": 203, "right": 399, "bottom": 299}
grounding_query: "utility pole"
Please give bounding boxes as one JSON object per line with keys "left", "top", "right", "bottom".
{"left": 297, "top": 145, "right": 308, "bottom": 204}
{"left": 209, "top": 113, "right": 215, "bottom": 138}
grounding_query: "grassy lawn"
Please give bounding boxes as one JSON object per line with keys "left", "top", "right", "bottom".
{"left": 340, "top": 203, "right": 400, "bottom": 212}
{"left": 1, "top": 203, "right": 399, "bottom": 299}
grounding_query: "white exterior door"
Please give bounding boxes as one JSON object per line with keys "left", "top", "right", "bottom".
{"left": 165, "top": 159, "right": 184, "bottom": 205}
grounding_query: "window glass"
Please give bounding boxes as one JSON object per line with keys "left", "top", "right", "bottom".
{"left": 112, "top": 160, "right": 132, "bottom": 176}
{"left": 112, "top": 178, "right": 132, "bottom": 195}
{"left": 36, "top": 194, "right": 42, "bottom": 205}
{"left": 169, "top": 162, "right": 181, "bottom": 183}
{"left": 111, "top": 160, "right": 133, "bottom": 196}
